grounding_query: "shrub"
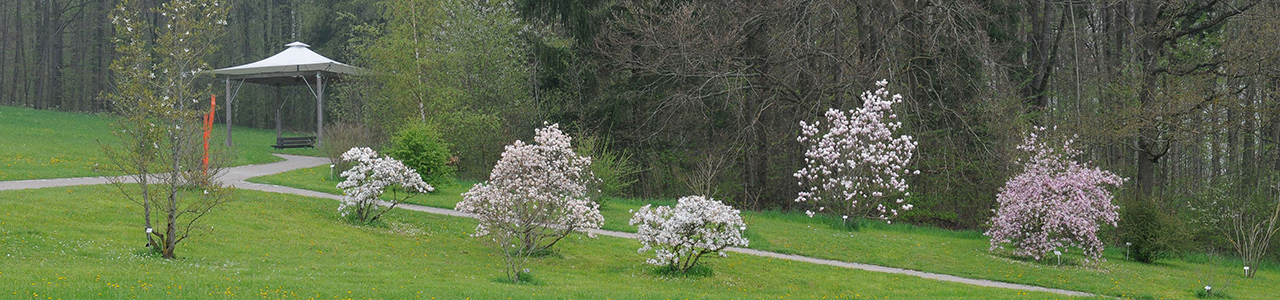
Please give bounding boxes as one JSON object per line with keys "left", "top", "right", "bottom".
{"left": 985, "top": 127, "right": 1125, "bottom": 263}
{"left": 795, "top": 80, "right": 917, "bottom": 222}
{"left": 456, "top": 123, "right": 603, "bottom": 282}
{"left": 1188, "top": 176, "right": 1280, "bottom": 278}
{"left": 319, "top": 122, "right": 374, "bottom": 177}
{"left": 574, "top": 135, "right": 638, "bottom": 203}
{"left": 337, "top": 147, "right": 434, "bottom": 224}
{"left": 630, "top": 195, "right": 748, "bottom": 273}
{"left": 385, "top": 123, "right": 454, "bottom": 186}
{"left": 1120, "top": 197, "right": 1179, "bottom": 263}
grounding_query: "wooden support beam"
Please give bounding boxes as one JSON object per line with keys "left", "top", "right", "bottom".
{"left": 224, "top": 78, "right": 233, "bottom": 146}
{"left": 275, "top": 85, "right": 283, "bottom": 140}
{"left": 316, "top": 72, "right": 324, "bottom": 147}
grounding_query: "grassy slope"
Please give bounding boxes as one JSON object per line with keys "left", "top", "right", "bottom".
{"left": 0, "top": 105, "right": 317, "bottom": 181}
{"left": 245, "top": 166, "right": 653, "bottom": 233}
{"left": 739, "top": 213, "right": 1276, "bottom": 300}
{"left": 252, "top": 166, "right": 1279, "bottom": 300}
{"left": 0, "top": 185, "right": 1073, "bottom": 299}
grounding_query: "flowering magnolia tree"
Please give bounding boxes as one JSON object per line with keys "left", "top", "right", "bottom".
{"left": 985, "top": 127, "right": 1125, "bottom": 262}
{"left": 630, "top": 195, "right": 748, "bottom": 273}
{"left": 795, "top": 80, "right": 917, "bottom": 222}
{"left": 102, "top": 0, "right": 231, "bottom": 259}
{"left": 456, "top": 123, "right": 603, "bottom": 281}
{"left": 337, "top": 147, "right": 434, "bottom": 223}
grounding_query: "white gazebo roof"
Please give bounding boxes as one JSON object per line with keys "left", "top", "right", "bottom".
{"left": 215, "top": 41, "right": 360, "bottom": 148}
{"left": 212, "top": 42, "right": 365, "bottom": 85}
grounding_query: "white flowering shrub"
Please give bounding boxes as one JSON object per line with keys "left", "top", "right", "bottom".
{"left": 795, "top": 80, "right": 917, "bottom": 222}
{"left": 630, "top": 195, "right": 748, "bottom": 273}
{"left": 456, "top": 123, "right": 602, "bottom": 281}
{"left": 337, "top": 147, "right": 434, "bottom": 223}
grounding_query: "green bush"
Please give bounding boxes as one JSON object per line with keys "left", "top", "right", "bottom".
{"left": 385, "top": 123, "right": 454, "bottom": 186}
{"left": 1120, "top": 197, "right": 1182, "bottom": 263}
{"left": 574, "top": 135, "right": 639, "bottom": 203}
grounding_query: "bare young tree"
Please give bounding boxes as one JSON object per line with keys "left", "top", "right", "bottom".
{"left": 684, "top": 149, "right": 732, "bottom": 200}
{"left": 101, "top": 0, "right": 231, "bottom": 259}
{"left": 1197, "top": 179, "right": 1280, "bottom": 278}
{"left": 1229, "top": 191, "right": 1279, "bottom": 278}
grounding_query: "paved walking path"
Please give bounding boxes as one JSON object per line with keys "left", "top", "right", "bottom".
{"left": 0, "top": 154, "right": 1098, "bottom": 297}
{"left": 0, "top": 154, "right": 333, "bottom": 191}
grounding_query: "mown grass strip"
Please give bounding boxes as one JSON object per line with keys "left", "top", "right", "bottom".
{"left": 0, "top": 185, "right": 1075, "bottom": 299}
{"left": 251, "top": 165, "right": 1280, "bottom": 299}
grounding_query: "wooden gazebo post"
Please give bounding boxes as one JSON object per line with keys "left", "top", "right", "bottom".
{"left": 316, "top": 72, "right": 324, "bottom": 147}
{"left": 224, "top": 78, "right": 233, "bottom": 146}
{"left": 274, "top": 85, "right": 283, "bottom": 141}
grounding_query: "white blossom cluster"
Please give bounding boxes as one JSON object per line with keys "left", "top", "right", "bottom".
{"left": 629, "top": 196, "right": 748, "bottom": 271}
{"left": 795, "top": 80, "right": 918, "bottom": 221}
{"left": 456, "top": 123, "right": 603, "bottom": 251}
{"left": 337, "top": 147, "right": 434, "bottom": 222}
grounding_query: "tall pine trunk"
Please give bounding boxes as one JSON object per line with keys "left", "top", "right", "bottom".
{"left": 12, "top": 0, "right": 26, "bottom": 106}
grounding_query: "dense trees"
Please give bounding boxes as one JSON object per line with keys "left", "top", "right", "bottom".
{"left": 523, "top": 0, "right": 1280, "bottom": 260}
{"left": 0, "top": 0, "right": 378, "bottom": 130}
{"left": 5, "top": 0, "right": 1280, "bottom": 260}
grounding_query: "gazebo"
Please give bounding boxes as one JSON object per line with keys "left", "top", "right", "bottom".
{"left": 211, "top": 42, "right": 365, "bottom": 147}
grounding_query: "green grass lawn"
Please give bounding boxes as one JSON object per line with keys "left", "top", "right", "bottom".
{"left": 252, "top": 166, "right": 1280, "bottom": 300}
{"left": 0, "top": 105, "right": 318, "bottom": 181}
{"left": 737, "top": 213, "right": 1277, "bottom": 300}
{"left": 0, "top": 185, "right": 1080, "bottom": 299}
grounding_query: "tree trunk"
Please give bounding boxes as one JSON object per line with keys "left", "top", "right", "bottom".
{"left": 163, "top": 114, "right": 182, "bottom": 259}
{"left": 0, "top": 0, "right": 8, "bottom": 105}
{"left": 12, "top": 0, "right": 26, "bottom": 106}
{"left": 35, "top": 0, "right": 52, "bottom": 109}
{"left": 1272, "top": 78, "right": 1280, "bottom": 174}
{"left": 163, "top": 194, "right": 177, "bottom": 259}
{"left": 1133, "top": 0, "right": 1161, "bottom": 200}
{"left": 1136, "top": 139, "right": 1157, "bottom": 198}
{"left": 1024, "top": 1, "right": 1054, "bottom": 110}
{"left": 141, "top": 162, "right": 155, "bottom": 249}
{"left": 34, "top": 0, "right": 47, "bottom": 109}
{"left": 96, "top": 0, "right": 111, "bottom": 112}
{"left": 1241, "top": 90, "right": 1258, "bottom": 192}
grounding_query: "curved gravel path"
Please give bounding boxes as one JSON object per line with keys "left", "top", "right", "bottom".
{"left": 0, "top": 154, "right": 1099, "bottom": 298}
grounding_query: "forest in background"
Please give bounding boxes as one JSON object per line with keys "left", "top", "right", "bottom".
{"left": 2, "top": 0, "right": 1279, "bottom": 260}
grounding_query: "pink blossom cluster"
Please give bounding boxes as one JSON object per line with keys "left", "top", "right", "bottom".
{"left": 630, "top": 196, "right": 748, "bottom": 271}
{"left": 985, "top": 127, "right": 1125, "bottom": 262}
{"left": 456, "top": 123, "right": 603, "bottom": 249}
{"left": 795, "top": 80, "right": 917, "bottom": 221}
{"left": 337, "top": 147, "right": 435, "bottom": 222}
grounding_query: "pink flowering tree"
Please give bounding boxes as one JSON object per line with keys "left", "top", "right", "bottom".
{"left": 985, "top": 127, "right": 1125, "bottom": 263}
{"left": 795, "top": 80, "right": 917, "bottom": 222}
{"left": 337, "top": 147, "right": 435, "bottom": 223}
{"left": 630, "top": 195, "right": 748, "bottom": 273}
{"left": 456, "top": 123, "right": 603, "bottom": 282}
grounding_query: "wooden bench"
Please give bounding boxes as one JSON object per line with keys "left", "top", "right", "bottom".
{"left": 273, "top": 136, "right": 316, "bottom": 149}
